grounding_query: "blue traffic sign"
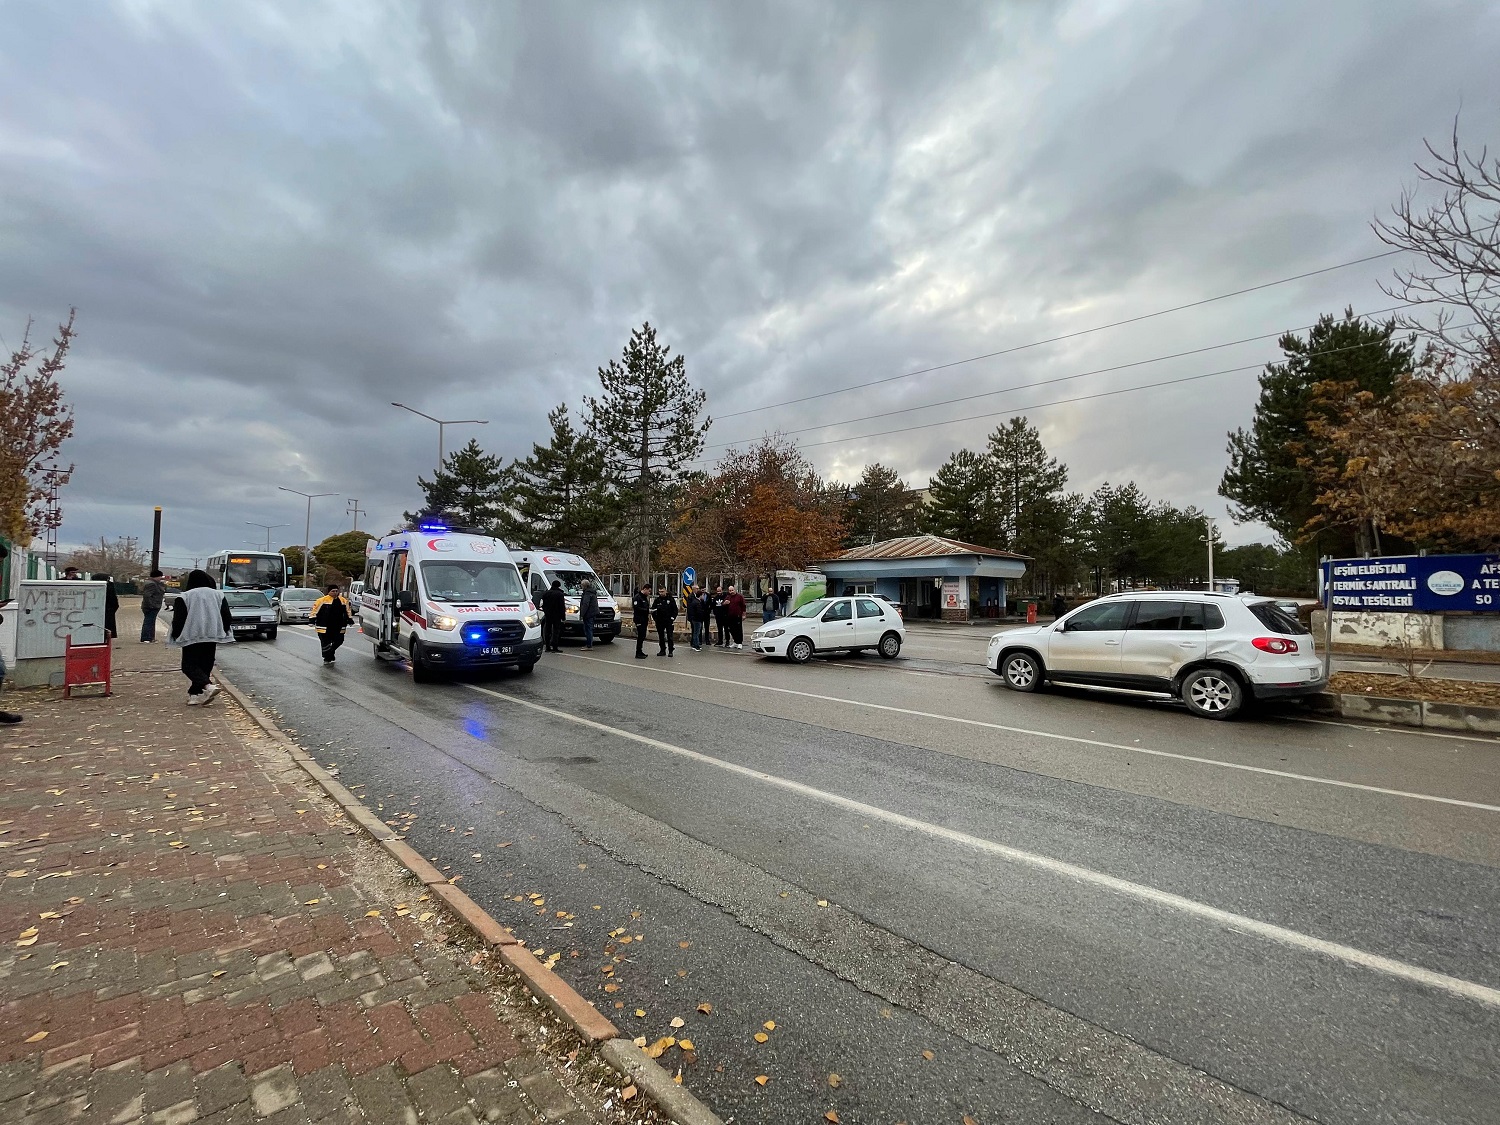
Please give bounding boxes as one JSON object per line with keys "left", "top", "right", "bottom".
{"left": 681, "top": 566, "right": 696, "bottom": 587}
{"left": 1322, "top": 553, "right": 1500, "bottom": 613}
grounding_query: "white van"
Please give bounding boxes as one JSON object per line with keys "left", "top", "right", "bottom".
{"left": 511, "top": 549, "right": 621, "bottom": 644}
{"left": 360, "top": 522, "right": 542, "bottom": 681}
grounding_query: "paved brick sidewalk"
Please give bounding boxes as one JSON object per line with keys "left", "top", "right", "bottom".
{"left": 0, "top": 632, "right": 623, "bottom": 1125}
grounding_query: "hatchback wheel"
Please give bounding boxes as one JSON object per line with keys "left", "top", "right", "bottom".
{"left": 1000, "top": 651, "right": 1042, "bottom": 692}
{"left": 1181, "top": 667, "right": 1243, "bottom": 719}
{"left": 786, "top": 636, "right": 814, "bottom": 664}
{"left": 878, "top": 631, "right": 902, "bottom": 659}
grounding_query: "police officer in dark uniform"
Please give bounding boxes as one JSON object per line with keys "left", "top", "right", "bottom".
{"left": 651, "top": 584, "right": 678, "bottom": 657}
{"left": 632, "top": 582, "right": 652, "bottom": 660}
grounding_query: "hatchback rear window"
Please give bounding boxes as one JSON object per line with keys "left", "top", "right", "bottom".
{"left": 1249, "top": 602, "right": 1308, "bottom": 635}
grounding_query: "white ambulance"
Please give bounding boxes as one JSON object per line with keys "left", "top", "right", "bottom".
{"left": 360, "top": 520, "right": 542, "bottom": 681}
{"left": 510, "top": 549, "right": 621, "bottom": 644}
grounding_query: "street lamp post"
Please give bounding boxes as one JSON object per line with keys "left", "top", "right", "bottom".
{"left": 1202, "top": 516, "right": 1218, "bottom": 592}
{"left": 390, "top": 403, "right": 488, "bottom": 468}
{"left": 246, "top": 522, "right": 288, "bottom": 552}
{"left": 278, "top": 487, "right": 335, "bottom": 587}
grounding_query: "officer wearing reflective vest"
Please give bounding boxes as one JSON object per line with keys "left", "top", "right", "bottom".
{"left": 311, "top": 584, "right": 352, "bottom": 665}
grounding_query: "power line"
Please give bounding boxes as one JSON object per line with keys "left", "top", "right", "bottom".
{"left": 706, "top": 301, "right": 1415, "bottom": 450}
{"left": 782, "top": 323, "right": 1470, "bottom": 453}
{"left": 716, "top": 248, "right": 1405, "bottom": 421}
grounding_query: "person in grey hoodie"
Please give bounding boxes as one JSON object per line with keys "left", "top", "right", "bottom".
{"left": 139, "top": 570, "right": 166, "bottom": 643}
{"left": 168, "top": 569, "right": 234, "bottom": 705}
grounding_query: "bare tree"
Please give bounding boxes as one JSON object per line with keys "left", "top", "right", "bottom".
{"left": 0, "top": 310, "right": 76, "bottom": 543}
{"left": 66, "top": 536, "right": 148, "bottom": 578}
{"left": 1375, "top": 120, "right": 1500, "bottom": 360}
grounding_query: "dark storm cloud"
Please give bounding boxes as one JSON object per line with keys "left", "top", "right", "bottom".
{"left": 0, "top": 0, "right": 1496, "bottom": 562}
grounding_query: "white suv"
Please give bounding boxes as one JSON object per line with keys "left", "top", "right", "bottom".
{"left": 986, "top": 591, "right": 1324, "bottom": 719}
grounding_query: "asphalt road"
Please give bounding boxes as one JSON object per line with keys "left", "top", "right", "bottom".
{"left": 218, "top": 624, "right": 1500, "bottom": 1125}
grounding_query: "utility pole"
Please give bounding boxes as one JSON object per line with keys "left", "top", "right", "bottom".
{"left": 390, "top": 403, "right": 488, "bottom": 469}
{"left": 150, "top": 507, "right": 162, "bottom": 574}
{"left": 1202, "top": 516, "right": 1217, "bottom": 592}
{"left": 278, "top": 487, "right": 334, "bottom": 587}
{"left": 246, "top": 521, "right": 288, "bottom": 552}
{"left": 346, "top": 499, "right": 367, "bottom": 532}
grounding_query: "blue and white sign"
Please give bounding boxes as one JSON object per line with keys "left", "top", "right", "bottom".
{"left": 1322, "top": 554, "right": 1500, "bottom": 613}
{"left": 681, "top": 566, "right": 696, "bottom": 588}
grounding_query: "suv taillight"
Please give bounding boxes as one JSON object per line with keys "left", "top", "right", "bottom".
{"left": 1252, "top": 636, "right": 1296, "bottom": 654}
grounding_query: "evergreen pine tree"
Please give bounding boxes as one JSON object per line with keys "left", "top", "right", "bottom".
{"left": 585, "top": 323, "right": 710, "bottom": 579}
{"left": 406, "top": 438, "right": 512, "bottom": 533}
{"left": 511, "top": 404, "right": 616, "bottom": 551}
{"left": 923, "top": 450, "right": 997, "bottom": 544}
{"left": 1220, "top": 310, "right": 1412, "bottom": 554}
{"left": 847, "top": 463, "right": 920, "bottom": 544}
{"left": 986, "top": 416, "right": 1069, "bottom": 553}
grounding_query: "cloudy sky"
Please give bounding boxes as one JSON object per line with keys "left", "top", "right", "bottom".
{"left": 3, "top": 0, "right": 1497, "bottom": 565}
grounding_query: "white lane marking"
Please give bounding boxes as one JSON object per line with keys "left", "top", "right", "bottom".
{"left": 557, "top": 654, "right": 1500, "bottom": 812}
{"left": 465, "top": 681, "right": 1500, "bottom": 1010}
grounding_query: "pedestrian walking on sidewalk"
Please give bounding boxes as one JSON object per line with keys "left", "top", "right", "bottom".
{"left": 632, "top": 582, "right": 652, "bottom": 659}
{"left": 312, "top": 584, "right": 352, "bottom": 664}
{"left": 579, "top": 579, "right": 599, "bottom": 649}
{"left": 710, "top": 584, "right": 727, "bottom": 647}
{"left": 724, "top": 583, "right": 746, "bottom": 649}
{"left": 168, "top": 569, "right": 234, "bottom": 705}
{"left": 541, "top": 579, "right": 566, "bottom": 652}
{"left": 140, "top": 570, "right": 166, "bottom": 642}
{"left": 652, "top": 584, "right": 678, "bottom": 656}
{"left": 686, "top": 588, "right": 709, "bottom": 650}
{"left": 0, "top": 545, "right": 19, "bottom": 723}
{"left": 1052, "top": 592, "right": 1066, "bottom": 620}
{"left": 95, "top": 574, "right": 120, "bottom": 641}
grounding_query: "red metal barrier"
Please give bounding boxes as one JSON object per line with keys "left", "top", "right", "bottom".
{"left": 63, "top": 635, "right": 112, "bottom": 698}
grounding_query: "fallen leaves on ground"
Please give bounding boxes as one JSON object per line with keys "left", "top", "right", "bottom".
{"left": 825, "top": 1112, "right": 840, "bottom": 1123}
{"left": 828, "top": 1073, "right": 842, "bottom": 1088}
{"left": 644, "top": 1036, "right": 676, "bottom": 1059}
{"left": 754, "top": 1075, "right": 769, "bottom": 1086}
{"left": 677, "top": 1038, "right": 694, "bottom": 1051}
{"left": 963, "top": 1116, "right": 979, "bottom": 1125}
{"left": 669, "top": 1016, "right": 685, "bottom": 1028}
{"left": 620, "top": 1084, "right": 637, "bottom": 1101}
{"left": 763, "top": 1020, "right": 776, "bottom": 1030}
{"left": 697, "top": 1002, "right": 713, "bottom": 1014}
{"left": 753, "top": 1032, "right": 769, "bottom": 1044}
{"left": 921, "top": 1049, "right": 935, "bottom": 1061}
{"left": 24, "top": 1031, "right": 47, "bottom": 1043}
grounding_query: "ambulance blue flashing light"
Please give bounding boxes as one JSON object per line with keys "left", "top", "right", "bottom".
{"left": 419, "top": 520, "right": 449, "bottom": 533}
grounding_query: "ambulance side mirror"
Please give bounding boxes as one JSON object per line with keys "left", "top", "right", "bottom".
{"left": 395, "top": 591, "right": 415, "bottom": 611}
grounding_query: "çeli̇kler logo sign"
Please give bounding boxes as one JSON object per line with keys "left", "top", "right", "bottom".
{"left": 1426, "top": 570, "right": 1466, "bottom": 596}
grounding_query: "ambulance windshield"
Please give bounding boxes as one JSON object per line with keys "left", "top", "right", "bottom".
{"left": 420, "top": 561, "right": 527, "bottom": 603}
{"left": 544, "top": 570, "right": 596, "bottom": 597}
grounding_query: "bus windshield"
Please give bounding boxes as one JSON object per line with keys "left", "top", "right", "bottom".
{"left": 544, "top": 570, "right": 598, "bottom": 597}
{"left": 224, "top": 554, "right": 286, "bottom": 590}
{"left": 421, "top": 561, "right": 527, "bottom": 603}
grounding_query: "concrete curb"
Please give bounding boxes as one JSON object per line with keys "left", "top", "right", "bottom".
{"left": 1309, "top": 690, "right": 1500, "bottom": 734}
{"left": 213, "top": 672, "right": 723, "bottom": 1125}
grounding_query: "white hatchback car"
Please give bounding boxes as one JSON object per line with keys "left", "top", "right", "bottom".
{"left": 986, "top": 591, "right": 1324, "bottom": 719}
{"left": 751, "top": 595, "right": 905, "bottom": 663}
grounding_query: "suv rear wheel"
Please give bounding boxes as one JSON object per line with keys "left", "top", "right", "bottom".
{"left": 1181, "top": 667, "right": 1243, "bottom": 719}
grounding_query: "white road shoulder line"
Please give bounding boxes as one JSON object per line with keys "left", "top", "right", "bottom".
{"left": 557, "top": 653, "right": 1500, "bottom": 812}
{"left": 465, "top": 681, "right": 1500, "bottom": 1011}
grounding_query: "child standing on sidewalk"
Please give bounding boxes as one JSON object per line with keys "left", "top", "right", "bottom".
{"left": 168, "top": 569, "right": 234, "bottom": 705}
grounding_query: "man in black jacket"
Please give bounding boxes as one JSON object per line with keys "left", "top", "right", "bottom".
{"left": 632, "top": 583, "right": 652, "bottom": 659}
{"left": 541, "top": 579, "right": 567, "bottom": 652}
{"left": 651, "top": 585, "right": 678, "bottom": 656}
{"left": 312, "top": 585, "right": 352, "bottom": 664}
{"left": 710, "top": 584, "right": 728, "bottom": 647}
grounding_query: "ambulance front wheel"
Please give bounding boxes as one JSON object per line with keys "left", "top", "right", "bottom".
{"left": 518, "top": 661, "right": 536, "bottom": 674}
{"left": 410, "top": 641, "right": 438, "bottom": 683}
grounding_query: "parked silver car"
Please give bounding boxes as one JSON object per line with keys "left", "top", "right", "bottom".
{"left": 986, "top": 591, "right": 1324, "bottom": 720}
{"left": 277, "top": 586, "right": 321, "bottom": 624}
